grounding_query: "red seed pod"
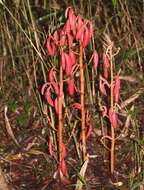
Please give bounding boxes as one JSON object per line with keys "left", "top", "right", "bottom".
{"left": 45, "top": 87, "right": 54, "bottom": 107}
{"left": 108, "top": 107, "right": 117, "bottom": 128}
{"left": 64, "top": 19, "right": 71, "bottom": 34}
{"left": 68, "top": 78, "right": 75, "bottom": 96}
{"left": 93, "top": 50, "right": 99, "bottom": 71}
{"left": 99, "top": 75, "right": 109, "bottom": 96}
{"left": 76, "top": 26, "right": 84, "bottom": 41}
{"left": 77, "top": 15, "right": 84, "bottom": 31}
{"left": 60, "top": 159, "right": 68, "bottom": 177}
{"left": 69, "top": 49, "right": 76, "bottom": 65}
{"left": 49, "top": 68, "right": 55, "bottom": 82}
{"left": 51, "top": 82, "right": 59, "bottom": 95}
{"left": 65, "top": 7, "right": 73, "bottom": 19}
{"left": 69, "top": 14, "right": 76, "bottom": 35}
{"left": 53, "top": 30, "right": 59, "bottom": 45}
{"left": 60, "top": 51, "right": 66, "bottom": 70}
{"left": 114, "top": 75, "right": 121, "bottom": 103}
{"left": 54, "top": 98, "right": 58, "bottom": 114}
{"left": 65, "top": 53, "right": 72, "bottom": 76}
{"left": 60, "top": 33, "right": 66, "bottom": 46}
{"left": 104, "top": 68, "right": 108, "bottom": 79}
{"left": 67, "top": 33, "right": 73, "bottom": 47}
{"left": 46, "top": 36, "right": 55, "bottom": 57}
{"left": 82, "top": 26, "right": 90, "bottom": 47}
{"left": 100, "top": 82, "right": 107, "bottom": 96}
{"left": 41, "top": 83, "right": 49, "bottom": 95}
{"left": 103, "top": 51, "right": 109, "bottom": 69}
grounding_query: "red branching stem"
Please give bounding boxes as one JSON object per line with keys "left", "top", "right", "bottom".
{"left": 109, "top": 45, "right": 115, "bottom": 176}
{"left": 79, "top": 44, "right": 87, "bottom": 161}
{"left": 58, "top": 65, "right": 63, "bottom": 166}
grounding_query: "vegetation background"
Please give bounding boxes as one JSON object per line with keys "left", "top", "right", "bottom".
{"left": 0, "top": 0, "right": 143, "bottom": 189}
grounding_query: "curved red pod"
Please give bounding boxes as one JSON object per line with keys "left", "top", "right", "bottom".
{"left": 65, "top": 53, "right": 72, "bottom": 76}
{"left": 102, "top": 51, "right": 109, "bottom": 69}
{"left": 49, "top": 68, "right": 55, "bottom": 82}
{"left": 69, "top": 14, "right": 76, "bottom": 35}
{"left": 60, "top": 33, "right": 66, "bottom": 47}
{"left": 46, "top": 36, "right": 55, "bottom": 57}
{"left": 69, "top": 49, "right": 76, "bottom": 65}
{"left": 67, "top": 33, "right": 73, "bottom": 48}
{"left": 108, "top": 107, "right": 118, "bottom": 128}
{"left": 64, "top": 19, "right": 71, "bottom": 34}
{"left": 77, "top": 15, "right": 84, "bottom": 32}
{"left": 51, "top": 82, "right": 59, "bottom": 95}
{"left": 45, "top": 87, "right": 54, "bottom": 107}
{"left": 82, "top": 26, "right": 90, "bottom": 47}
{"left": 68, "top": 78, "right": 75, "bottom": 96}
{"left": 60, "top": 51, "right": 66, "bottom": 70}
{"left": 76, "top": 26, "right": 84, "bottom": 41}
{"left": 53, "top": 30, "right": 59, "bottom": 45}
{"left": 114, "top": 75, "right": 121, "bottom": 103}
{"left": 54, "top": 97, "right": 58, "bottom": 114}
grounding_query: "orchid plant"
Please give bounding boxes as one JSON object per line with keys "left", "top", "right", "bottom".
{"left": 40, "top": 7, "right": 120, "bottom": 182}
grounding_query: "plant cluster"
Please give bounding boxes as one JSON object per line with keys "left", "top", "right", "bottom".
{"left": 41, "top": 7, "right": 121, "bottom": 183}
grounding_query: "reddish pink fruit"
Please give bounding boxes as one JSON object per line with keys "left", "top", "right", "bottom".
{"left": 82, "top": 26, "right": 90, "bottom": 47}
{"left": 65, "top": 7, "right": 73, "bottom": 19}
{"left": 99, "top": 75, "right": 110, "bottom": 96}
{"left": 41, "top": 83, "right": 49, "bottom": 95}
{"left": 60, "top": 33, "right": 66, "bottom": 46}
{"left": 49, "top": 68, "right": 55, "bottom": 82}
{"left": 53, "top": 30, "right": 59, "bottom": 45}
{"left": 103, "top": 51, "right": 109, "bottom": 69}
{"left": 68, "top": 79, "right": 75, "bottom": 96}
{"left": 60, "top": 51, "right": 66, "bottom": 70}
{"left": 69, "top": 49, "right": 76, "bottom": 65}
{"left": 77, "top": 15, "right": 84, "bottom": 31}
{"left": 76, "top": 26, "right": 84, "bottom": 41}
{"left": 99, "top": 75, "right": 109, "bottom": 96}
{"left": 51, "top": 82, "right": 59, "bottom": 95}
{"left": 46, "top": 36, "right": 55, "bottom": 57}
{"left": 104, "top": 68, "right": 108, "bottom": 79}
{"left": 64, "top": 20, "right": 71, "bottom": 34}
{"left": 114, "top": 75, "right": 120, "bottom": 103}
{"left": 45, "top": 87, "right": 54, "bottom": 106}
{"left": 69, "top": 14, "right": 76, "bottom": 35}
{"left": 54, "top": 98, "right": 58, "bottom": 114}
{"left": 67, "top": 33, "right": 73, "bottom": 47}
{"left": 93, "top": 50, "right": 99, "bottom": 70}
{"left": 109, "top": 107, "right": 117, "bottom": 128}
{"left": 65, "top": 53, "right": 72, "bottom": 76}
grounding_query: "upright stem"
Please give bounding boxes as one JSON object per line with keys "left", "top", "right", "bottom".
{"left": 58, "top": 66, "right": 63, "bottom": 165}
{"left": 110, "top": 46, "right": 115, "bottom": 175}
{"left": 79, "top": 44, "right": 86, "bottom": 161}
